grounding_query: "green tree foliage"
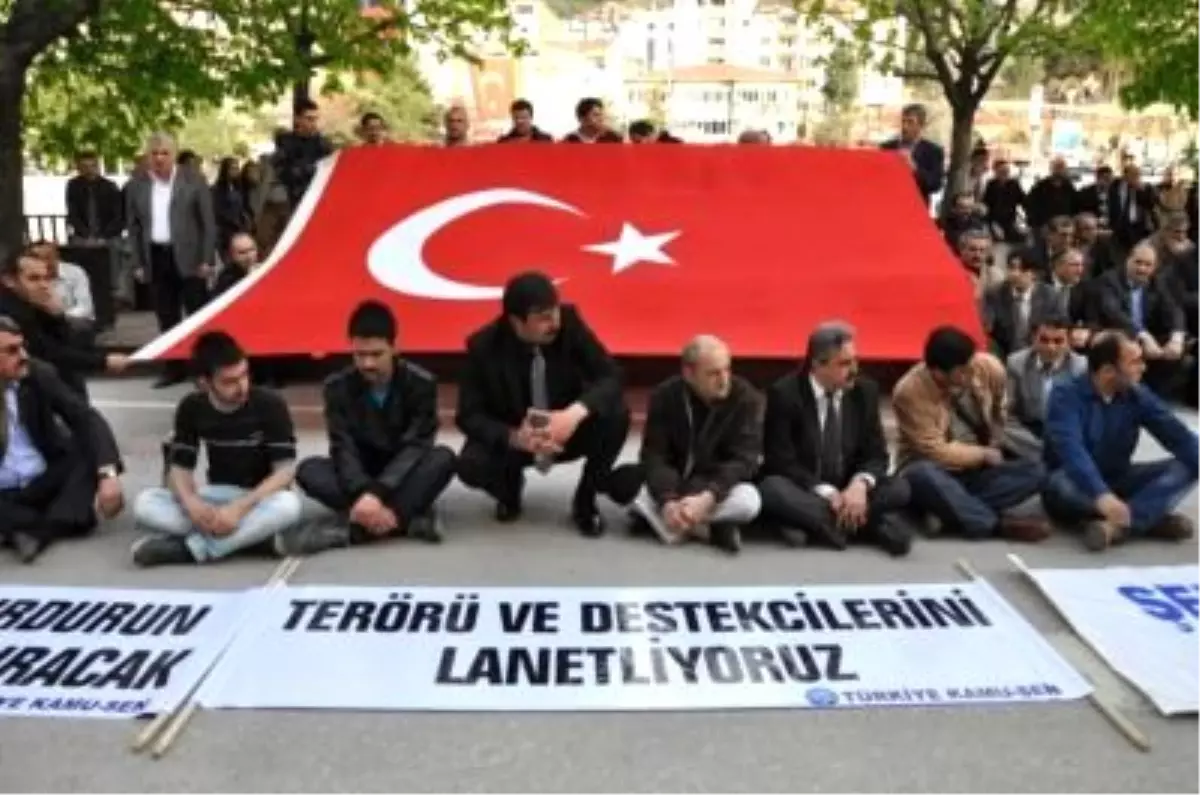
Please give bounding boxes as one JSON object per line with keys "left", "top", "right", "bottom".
{"left": 798, "top": 0, "right": 1082, "bottom": 199}
{"left": 819, "top": 39, "right": 858, "bottom": 111}
{"left": 1074, "top": 0, "right": 1198, "bottom": 118}
{"left": 0, "top": 0, "right": 520, "bottom": 261}
{"left": 327, "top": 54, "right": 441, "bottom": 143}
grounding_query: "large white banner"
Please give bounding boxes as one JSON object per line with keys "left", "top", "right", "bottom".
{"left": 0, "top": 586, "right": 248, "bottom": 719}
{"left": 1025, "top": 564, "right": 1199, "bottom": 715}
{"left": 200, "top": 583, "right": 1091, "bottom": 712}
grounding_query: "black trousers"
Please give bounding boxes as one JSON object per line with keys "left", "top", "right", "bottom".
{"left": 149, "top": 244, "right": 209, "bottom": 334}
{"left": 457, "top": 406, "right": 634, "bottom": 509}
{"left": 296, "top": 446, "right": 457, "bottom": 540}
{"left": 0, "top": 455, "right": 96, "bottom": 545}
{"left": 757, "top": 474, "right": 912, "bottom": 549}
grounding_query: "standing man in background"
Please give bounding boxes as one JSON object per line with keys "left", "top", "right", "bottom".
{"left": 126, "top": 131, "right": 216, "bottom": 388}
{"left": 880, "top": 103, "right": 945, "bottom": 209}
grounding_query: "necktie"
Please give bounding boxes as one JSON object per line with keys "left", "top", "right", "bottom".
{"left": 819, "top": 391, "right": 843, "bottom": 486}
{"left": 530, "top": 347, "right": 552, "bottom": 473}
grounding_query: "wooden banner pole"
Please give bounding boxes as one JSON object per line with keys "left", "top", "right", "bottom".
{"left": 1001, "top": 553, "right": 1151, "bottom": 752}
{"left": 131, "top": 556, "right": 303, "bottom": 759}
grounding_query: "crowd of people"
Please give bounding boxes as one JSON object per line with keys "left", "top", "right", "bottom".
{"left": 0, "top": 264, "right": 1196, "bottom": 566}
{"left": 3, "top": 100, "right": 1195, "bottom": 567}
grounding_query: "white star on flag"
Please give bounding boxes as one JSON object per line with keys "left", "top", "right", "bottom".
{"left": 582, "top": 223, "right": 681, "bottom": 274}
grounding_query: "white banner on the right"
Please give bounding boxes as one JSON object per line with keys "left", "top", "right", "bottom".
{"left": 1026, "top": 564, "right": 1199, "bottom": 715}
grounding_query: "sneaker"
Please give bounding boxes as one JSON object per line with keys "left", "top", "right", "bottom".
{"left": 131, "top": 535, "right": 194, "bottom": 567}
{"left": 273, "top": 521, "right": 351, "bottom": 557}
{"left": 407, "top": 511, "right": 444, "bottom": 544}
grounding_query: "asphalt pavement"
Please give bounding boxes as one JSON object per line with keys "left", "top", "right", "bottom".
{"left": 1, "top": 377, "right": 1197, "bottom": 793}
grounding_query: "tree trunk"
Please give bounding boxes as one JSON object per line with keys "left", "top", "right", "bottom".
{"left": 0, "top": 52, "right": 27, "bottom": 270}
{"left": 945, "top": 100, "right": 979, "bottom": 204}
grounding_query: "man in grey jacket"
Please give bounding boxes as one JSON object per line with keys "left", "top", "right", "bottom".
{"left": 125, "top": 131, "right": 216, "bottom": 387}
{"left": 1005, "top": 310, "right": 1087, "bottom": 460}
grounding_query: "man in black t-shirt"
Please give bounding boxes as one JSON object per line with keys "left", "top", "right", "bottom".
{"left": 129, "top": 331, "right": 303, "bottom": 567}
{"left": 282, "top": 301, "right": 457, "bottom": 555}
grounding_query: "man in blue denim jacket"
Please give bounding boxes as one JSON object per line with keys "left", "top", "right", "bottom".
{"left": 1042, "top": 331, "right": 1198, "bottom": 551}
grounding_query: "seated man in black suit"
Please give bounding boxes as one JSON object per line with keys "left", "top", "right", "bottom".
{"left": 1090, "top": 241, "right": 1189, "bottom": 398}
{"left": 0, "top": 251, "right": 128, "bottom": 398}
{"left": 758, "top": 322, "right": 912, "bottom": 557}
{"left": 1044, "top": 248, "right": 1096, "bottom": 351}
{"left": 981, "top": 247, "right": 1059, "bottom": 358}
{"left": 285, "top": 301, "right": 457, "bottom": 554}
{"left": 632, "top": 335, "right": 762, "bottom": 554}
{"left": 455, "top": 272, "right": 640, "bottom": 535}
{"left": 0, "top": 315, "right": 125, "bottom": 563}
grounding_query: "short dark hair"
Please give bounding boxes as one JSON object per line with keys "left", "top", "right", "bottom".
{"left": 628, "top": 120, "right": 655, "bottom": 138}
{"left": 294, "top": 98, "right": 318, "bottom": 115}
{"left": 1007, "top": 247, "right": 1039, "bottom": 271}
{"left": 1, "top": 252, "right": 40, "bottom": 278}
{"left": 191, "top": 331, "right": 245, "bottom": 378}
{"left": 76, "top": 150, "right": 98, "bottom": 161}
{"left": 0, "top": 315, "right": 21, "bottom": 335}
{"left": 575, "top": 97, "right": 603, "bottom": 120}
{"left": 923, "top": 326, "right": 977, "bottom": 373}
{"left": 177, "top": 150, "right": 198, "bottom": 166}
{"left": 360, "top": 112, "right": 383, "bottom": 127}
{"left": 1096, "top": 165, "right": 1114, "bottom": 178}
{"left": 1087, "top": 331, "right": 1128, "bottom": 373}
{"left": 502, "top": 271, "right": 558, "bottom": 319}
{"left": 1032, "top": 310, "right": 1071, "bottom": 332}
{"left": 510, "top": 98, "right": 533, "bottom": 115}
{"left": 347, "top": 300, "right": 396, "bottom": 342}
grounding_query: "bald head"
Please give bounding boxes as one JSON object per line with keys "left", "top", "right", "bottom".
{"left": 682, "top": 334, "right": 732, "bottom": 402}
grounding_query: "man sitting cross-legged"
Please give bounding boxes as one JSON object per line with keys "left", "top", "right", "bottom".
{"left": 632, "top": 335, "right": 762, "bottom": 554}
{"left": 758, "top": 322, "right": 913, "bottom": 557}
{"left": 1041, "top": 331, "right": 1198, "bottom": 551}
{"left": 0, "top": 315, "right": 126, "bottom": 563}
{"left": 455, "top": 271, "right": 641, "bottom": 535}
{"left": 1003, "top": 310, "right": 1087, "bottom": 461}
{"left": 130, "top": 331, "right": 303, "bottom": 566}
{"left": 894, "top": 325, "right": 1052, "bottom": 542}
{"left": 283, "top": 301, "right": 457, "bottom": 554}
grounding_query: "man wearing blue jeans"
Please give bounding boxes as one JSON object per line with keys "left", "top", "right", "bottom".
{"left": 130, "top": 331, "right": 303, "bottom": 566}
{"left": 1042, "top": 331, "right": 1198, "bottom": 551}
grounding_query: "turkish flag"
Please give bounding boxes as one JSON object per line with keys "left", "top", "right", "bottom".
{"left": 133, "top": 145, "right": 982, "bottom": 362}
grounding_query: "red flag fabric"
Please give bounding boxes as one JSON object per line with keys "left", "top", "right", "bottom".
{"left": 132, "top": 145, "right": 982, "bottom": 362}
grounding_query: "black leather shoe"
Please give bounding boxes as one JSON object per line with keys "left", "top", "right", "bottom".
{"left": 572, "top": 507, "right": 606, "bottom": 537}
{"left": 494, "top": 500, "right": 522, "bottom": 523}
{"left": 778, "top": 526, "right": 808, "bottom": 548}
{"left": 12, "top": 532, "right": 46, "bottom": 564}
{"left": 710, "top": 523, "right": 742, "bottom": 555}
{"left": 603, "top": 464, "right": 644, "bottom": 506}
{"left": 873, "top": 518, "right": 913, "bottom": 558}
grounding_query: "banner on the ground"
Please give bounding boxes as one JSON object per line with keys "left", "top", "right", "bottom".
{"left": 0, "top": 586, "right": 247, "bottom": 719}
{"left": 198, "top": 583, "right": 1091, "bottom": 712}
{"left": 1024, "top": 564, "right": 1199, "bottom": 715}
{"left": 131, "top": 145, "right": 983, "bottom": 362}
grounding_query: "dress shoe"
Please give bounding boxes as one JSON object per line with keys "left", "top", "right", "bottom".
{"left": 1147, "top": 513, "right": 1195, "bottom": 541}
{"left": 407, "top": 511, "right": 444, "bottom": 544}
{"left": 998, "top": 515, "right": 1053, "bottom": 543}
{"left": 12, "top": 532, "right": 47, "bottom": 564}
{"left": 710, "top": 523, "right": 742, "bottom": 555}
{"left": 131, "top": 535, "right": 194, "bottom": 567}
{"left": 778, "top": 526, "right": 808, "bottom": 548}
{"left": 873, "top": 518, "right": 913, "bottom": 557}
{"left": 494, "top": 499, "right": 523, "bottom": 523}
{"left": 572, "top": 506, "right": 606, "bottom": 537}
{"left": 1081, "top": 520, "right": 1122, "bottom": 552}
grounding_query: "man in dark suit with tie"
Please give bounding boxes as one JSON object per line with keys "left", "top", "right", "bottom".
{"left": 0, "top": 315, "right": 125, "bottom": 563}
{"left": 758, "top": 322, "right": 912, "bottom": 556}
{"left": 981, "top": 247, "right": 1059, "bottom": 358}
{"left": 1091, "top": 241, "right": 1189, "bottom": 398}
{"left": 880, "top": 104, "right": 945, "bottom": 208}
{"left": 285, "top": 301, "right": 458, "bottom": 555}
{"left": 455, "top": 272, "right": 641, "bottom": 535}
